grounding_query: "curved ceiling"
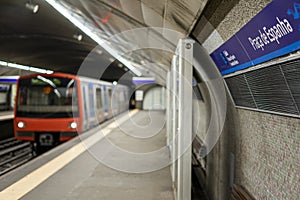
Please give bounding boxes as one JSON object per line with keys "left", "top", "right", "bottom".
{"left": 0, "top": 0, "right": 209, "bottom": 83}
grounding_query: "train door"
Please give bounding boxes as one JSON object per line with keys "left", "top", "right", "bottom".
{"left": 118, "top": 89, "right": 125, "bottom": 113}
{"left": 101, "top": 85, "right": 108, "bottom": 120}
{"left": 81, "top": 83, "right": 89, "bottom": 131}
{"left": 88, "top": 83, "right": 97, "bottom": 128}
{"left": 95, "top": 86, "right": 104, "bottom": 123}
{"left": 107, "top": 87, "right": 113, "bottom": 118}
{"left": 112, "top": 87, "right": 119, "bottom": 115}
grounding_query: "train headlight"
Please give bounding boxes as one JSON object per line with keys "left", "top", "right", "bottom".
{"left": 17, "top": 121, "right": 26, "bottom": 128}
{"left": 69, "top": 122, "right": 77, "bottom": 129}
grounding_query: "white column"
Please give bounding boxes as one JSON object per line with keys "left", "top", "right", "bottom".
{"left": 171, "top": 55, "right": 178, "bottom": 188}
{"left": 166, "top": 72, "right": 171, "bottom": 146}
{"left": 177, "top": 38, "right": 194, "bottom": 200}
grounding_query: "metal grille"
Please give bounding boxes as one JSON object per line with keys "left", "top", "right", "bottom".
{"left": 225, "top": 57, "right": 300, "bottom": 117}
{"left": 226, "top": 75, "right": 256, "bottom": 108}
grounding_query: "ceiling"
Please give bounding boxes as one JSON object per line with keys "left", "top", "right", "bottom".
{"left": 0, "top": 0, "right": 209, "bottom": 83}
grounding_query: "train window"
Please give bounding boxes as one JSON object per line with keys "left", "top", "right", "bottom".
{"left": 96, "top": 88, "right": 103, "bottom": 109}
{"left": 16, "top": 76, "right": 79, "bottom": 118}
{"left": 108, "top": 89, "right": 112, "bottom": 97}
{"left": 0, "top": 84, "right": 9, "bottom": 111}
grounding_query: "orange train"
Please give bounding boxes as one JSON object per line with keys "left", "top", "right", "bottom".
{"left": 14, "top": 72, "right": 129, "bottom": 152}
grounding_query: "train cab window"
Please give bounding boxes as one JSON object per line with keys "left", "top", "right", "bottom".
{"left": 96, "top": 88, "right": 103, "bottom": 109}
{"left": 16, "top": 76, "right": 79, "bottom": 118}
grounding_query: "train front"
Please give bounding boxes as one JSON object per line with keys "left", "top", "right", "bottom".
{"left": 14, "top": 73, "right": 82, "bottom": 151}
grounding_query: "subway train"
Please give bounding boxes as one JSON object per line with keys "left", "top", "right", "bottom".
{"left": 14, "top": 72, "right": 129, "bottom": 152}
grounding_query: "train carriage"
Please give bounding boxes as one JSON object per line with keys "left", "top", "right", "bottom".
{"left": 14, "top": 72, "right": 129, "bottom": 153}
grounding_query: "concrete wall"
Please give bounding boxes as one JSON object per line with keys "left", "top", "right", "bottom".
{"left": 195, "top": 79, "right": 300, "bottom": 200}
{"left": 234, "top": 109, "right": 300, "bottom": 199}
{"left": 193, "top": 0, "right": 300, "bottom": 199}
{"left": 143, "top": 86, "right": 166, "bottom": 110}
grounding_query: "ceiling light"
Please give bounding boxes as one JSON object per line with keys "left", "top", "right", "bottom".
{"left": 0, "top": 59, "right": 53, "bottom": 74}
{"left": 112, "top": 81, "right": 117, "bottom": 85}
{"left": 73, "top": 34, "right": 83, "bottom": 41}
{"left": 25, "top": 2, "right": 39, "bottom": 14}
{"left": 96, "top": 49, "right": 103, "bottom": 55}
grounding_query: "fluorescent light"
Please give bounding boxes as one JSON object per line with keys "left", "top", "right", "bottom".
{"left": 0, "top": 59, "right": 53, "bottom": 74}
{"left": 132, "top": 77, "right": 155, "bottom": 84}
{"left": 25, "top": 3, "right": 39, "bottom": 14}
{"left": 7, "top": 63, "right": 30, "bottom": 71}
{"left": 44, "top": 0, "right": 142, "bottom": 76}
{"left": 73, "top": 34, "right": 83, "bottom": 41}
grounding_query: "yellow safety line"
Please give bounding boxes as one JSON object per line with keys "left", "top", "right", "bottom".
{"left": 0, "top": 110, "right": 138, "bottom": 199}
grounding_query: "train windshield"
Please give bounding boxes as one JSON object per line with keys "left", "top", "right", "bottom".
{"left": 16, "top": 75, "right": 79, "bottom": 118}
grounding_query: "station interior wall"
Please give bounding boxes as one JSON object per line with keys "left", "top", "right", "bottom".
{"left": 192, "top": 0, "right": 299, "bottom": 199}
{"left": 143, "top": 86, "right": 166, "bottom": 110}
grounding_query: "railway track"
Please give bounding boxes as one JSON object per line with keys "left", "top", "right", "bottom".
{"left": 0, "top": 137, "right": 34, "bottom": 176}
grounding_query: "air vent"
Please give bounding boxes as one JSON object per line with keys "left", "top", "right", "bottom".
{"left": 226, "top": 75, "right": 256, "bottom": 108}
{"left": 225, "top": 57, "right": 300, "bottom": 117}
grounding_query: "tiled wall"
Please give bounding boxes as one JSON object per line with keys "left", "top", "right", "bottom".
{"left": 235, "top": 109, "right": 300, "bottom": 199}
{"left": 215, "top": 0, "right": 272, "bottom": 41}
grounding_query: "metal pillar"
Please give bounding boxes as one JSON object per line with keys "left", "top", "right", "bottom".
{"left": 166, "top": 72, "right": 171, "bottom": 147}
{"left": 168, "top": 38, "right": 194, "bottom": 200}
{"left": 177, "top": 38, "right": 194, "bottom": 200}
{"left": 171, "top": 54, "right": 178, "bottom": 187}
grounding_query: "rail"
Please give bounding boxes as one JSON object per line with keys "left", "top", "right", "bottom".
{"left": 0, "top": 139, "right": 33, "bottom": 176}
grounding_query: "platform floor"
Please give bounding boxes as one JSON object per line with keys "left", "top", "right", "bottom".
{"left": 1, "top": 110, "right": 174, "bottom": 200}
{"left": 0, "top": 111, "right": 13, "bottom": 121}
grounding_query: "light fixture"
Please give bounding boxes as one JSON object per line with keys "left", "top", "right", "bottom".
{"left": 0, "top": 59, "right": 53, "bottom": 74}
{"left": 73, "top": 34, "right": 83, "bottom": 41}
{"left": 25, "top": 2, "right": 39, "bottom": 14}
{"left": 69, "top": 122, "right": 77, "bottom": 129}
{"left": 17, "top": 121, "right": 26, "bottom": 128}
{"left": 112, "top": 81, "right": 117, "bottom": 85}
{"left": 96, "top": 49, "right": 103, "bottom": 55}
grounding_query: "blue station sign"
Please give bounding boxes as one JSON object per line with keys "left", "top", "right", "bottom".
{"left": 210, "top": 0, "right": 300, "bottom": 75}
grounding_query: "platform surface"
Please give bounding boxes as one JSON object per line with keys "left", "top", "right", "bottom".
{"left": 0, "top": 111, "right": 13, "bottom": 121}
{"left": 1, "top": 110, "right": 174, "bottom": 200}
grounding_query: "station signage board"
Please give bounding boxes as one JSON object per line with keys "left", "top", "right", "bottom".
{"left": 135, "top": 90, "right": 144, "bottom": 101}
{"left": 132, "top": 77, "right": 155, "bottom": 84}
{"left": 210, "top": 0, "right": 300, "bottom": 75}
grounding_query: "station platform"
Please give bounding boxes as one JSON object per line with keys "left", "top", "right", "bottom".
{"left": 0, "top": 110, "right": 174, "bottom": 200}
{"left": 0, "top": 111, "right": 13, "bottom": 121}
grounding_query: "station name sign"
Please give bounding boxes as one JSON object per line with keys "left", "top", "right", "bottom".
{"left": 210, "top": 0, "right": 300, "bottom": 75}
